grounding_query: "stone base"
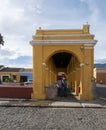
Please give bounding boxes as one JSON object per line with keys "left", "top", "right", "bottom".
{"left": 45, "top": 86, "right": 57, "bottom": 99}
{"left": 79, "top": 94, "right": 93, "bottom": 101}
{"left": 31, "top": 92, "right": 46, "bottom": 100}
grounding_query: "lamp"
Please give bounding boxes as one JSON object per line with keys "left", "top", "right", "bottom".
{"left": 80, "top": 63, "right": 85, "bottom": 67}
{"left": 42, "top": 62, "right": 46, "bottom": 67}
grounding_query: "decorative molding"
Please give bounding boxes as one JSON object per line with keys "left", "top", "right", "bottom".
{"left": 30, "top": 40, "right": 97, "bottom": 46}
{"left": 33, "top": 34, "right": 95, "bottom": 38}
{"left": 84, "top": 46, "right": 93, "bottom": 49}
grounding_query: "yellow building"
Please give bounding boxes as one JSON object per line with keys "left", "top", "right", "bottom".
{"left": 30, "top": 24, "right": 97, "bottom": 100}
{"left": 94, "top": 68, "right": 106, "bottom": 84}
{"left": 0, "top": 67, "right": 20, "bottom": 82}
{"left": 0, "top": 66, "right": 32, "bottom": 83}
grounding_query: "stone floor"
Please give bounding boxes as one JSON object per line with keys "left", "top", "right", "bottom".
{"left": 0, "top": 107, "right": 106, "bottom": 130}
{"left": 0, "top": 84, "right": 106, "bottom": 130}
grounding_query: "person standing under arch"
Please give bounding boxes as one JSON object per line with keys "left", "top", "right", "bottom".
{"left": 61, "top": 76, "right": 67, "bottom": 97}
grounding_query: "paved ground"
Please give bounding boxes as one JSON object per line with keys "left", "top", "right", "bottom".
{"left": 0, "top": 107, "right": 106, "bottom": 130}
{"left": 96, "top": 84, "right": 106, "bottom": 98}
{"left": 0, "top": 94, "right": 105, "bottom": 108}
{"left": 0, "top": 84, "right": 106, "bottom": 130}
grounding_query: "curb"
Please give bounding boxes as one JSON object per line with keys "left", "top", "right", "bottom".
{"left": 0, "top": 104, "right": 105, "bottom": 108}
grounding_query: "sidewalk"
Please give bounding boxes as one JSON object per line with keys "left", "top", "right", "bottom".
{"left": 0, "top": 96, "right": 106, "bottom": 108}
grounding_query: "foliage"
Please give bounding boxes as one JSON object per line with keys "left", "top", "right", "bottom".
{"left": 0, "top": 33, "right": 4, "bottom": 46}
{"left": 5, "top": 77, "right": 14, "bottom": 82}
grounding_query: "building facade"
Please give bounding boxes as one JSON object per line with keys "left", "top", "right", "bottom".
{"left": 94, "top": 68, "right": 106, "bottom": 84}
{"left": 30, "top": 24, "right": 97, "bottom": 100}
{"left": 0, "top": 67, "right": 32, "bottom": 83}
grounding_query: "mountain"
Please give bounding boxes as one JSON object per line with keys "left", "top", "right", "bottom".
{"left": 94, "top": 63, "right": 106, "bottom": 68}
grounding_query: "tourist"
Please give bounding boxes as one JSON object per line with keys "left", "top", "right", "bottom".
{"left": 61, "top": 76, "right": 67, "bottom": 97}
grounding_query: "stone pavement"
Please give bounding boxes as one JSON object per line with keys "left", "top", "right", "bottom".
{"left": 0, "top": 96, "right": 106, "bottom": 108}
{"left": 0, "top": 84, "right": 105, "bottom": 130}
{"left": 0, "top": 107, "right": 106, "bottom": 130}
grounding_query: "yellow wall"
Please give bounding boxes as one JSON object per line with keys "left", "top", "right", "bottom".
{"left": 0, "top": 72, "right": 20, "bottom": 82}
{"left": 30, "top": 24, "right": 97, "bottom": 100}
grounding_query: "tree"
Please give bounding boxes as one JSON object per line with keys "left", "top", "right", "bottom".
{"left": 0, "top": 33, "right": 4, "bottom": 46}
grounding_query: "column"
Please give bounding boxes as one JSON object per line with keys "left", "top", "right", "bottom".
{"left": 79, "top": 46, "right": 94, "bottom": 100}
{"left": 31, "top": 45, "right": 46, "bottom": 99}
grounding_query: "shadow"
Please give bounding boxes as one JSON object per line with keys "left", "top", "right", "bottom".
{"left": 95, "top": 84, "right": 106, "bottom": 106}
{"left": 96, "top": 84, "right": 106, "bottom": 98}
{"left": 50, "top": 93, "right": 80, "bottom": 103}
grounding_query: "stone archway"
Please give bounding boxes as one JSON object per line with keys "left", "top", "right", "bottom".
{"left": 44, "top": 50, "right": 81, "bottom": 96}
{"left": 30, "top": 24, "right": 97, "bottom": 100}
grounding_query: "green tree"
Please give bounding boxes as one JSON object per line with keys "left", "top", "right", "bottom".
{"left": 0, "top": 33, "right": 4, "bottom": 46}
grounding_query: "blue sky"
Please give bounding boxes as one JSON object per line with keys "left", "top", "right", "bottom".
{"left": 0, "top": 0, "right": 106, "bottom": 67}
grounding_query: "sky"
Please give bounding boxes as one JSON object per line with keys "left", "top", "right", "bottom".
{"left": 0, "top": 0, "right": 106, "bottom": 68}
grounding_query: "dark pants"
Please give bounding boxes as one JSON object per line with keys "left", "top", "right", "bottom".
{"left": 60, "top": 87, "right": 67, "bottom": 97}
{"left": 57, "top": 87, "right": 61, "bottom": 96}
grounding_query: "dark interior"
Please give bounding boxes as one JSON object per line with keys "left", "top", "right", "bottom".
{"left": 52, "top": 52, "right": 72, "bottom": 68}
{"left": 20, "top": 76, "right": 27, "bottom": 82}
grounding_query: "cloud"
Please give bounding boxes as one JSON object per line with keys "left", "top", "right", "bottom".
{"left": 94, "top": 58, "right": 106, "bottom": 64}
{"left": 0, "top": 47, "right": 32, "bottom": 67}
{"left": 80, "top": 0, "right": 106, "bottom": 22}
{"left": 9, "top": 56, "right": 32, "bottom": 68}
{"left": 0, "top": 0, "right": 106, "bottom": 67}
{"left": 0, "top": 49, "right": 13, "bottom": 59}
{"left": 0, "top": 55, "right": 32, "bottom": 68}
{"left": 79, "top": 0, "right": 106, "bottom": 61}
{"left": 0, "top": 0, "right": 44, "bottom": 67}
{"left": 0, "top": 48, "right": 20, "bottom": 59}
{"left": 0, "top": 0, "right": 24, "bottom": 25}
{"left": 0, "top": 0, "right": 44, "bottom": 60}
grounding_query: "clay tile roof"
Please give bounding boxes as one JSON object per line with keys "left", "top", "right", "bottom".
{"left": 0, "top": 67, "right": 22, "bottom": 72}
{"left": 21, "top": 68, "right": 32, "bottom": 72}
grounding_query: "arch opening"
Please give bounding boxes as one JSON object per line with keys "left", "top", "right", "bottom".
{"left": 45, "top": 51, "right": 81, "bottom": 97}
{"left": 52, "top": 52, "right": 72, "bottom": 68}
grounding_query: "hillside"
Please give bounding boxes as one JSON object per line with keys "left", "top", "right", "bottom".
{"left": 94, "top": 63, "right": 106, "bottom": 68}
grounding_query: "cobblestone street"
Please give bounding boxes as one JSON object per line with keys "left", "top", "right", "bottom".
{"left": 0, "top": 107, "right": 106, "bottom": 130}
{"left": 0, "top": 84, "right": 106, "bottom": 130}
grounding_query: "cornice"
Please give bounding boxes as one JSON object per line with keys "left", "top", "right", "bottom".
{"left": 30, "top": 40, "right": 97, "bottom": 46}
{"left": 33, "top": 34, "right": 95, "bottom": 38}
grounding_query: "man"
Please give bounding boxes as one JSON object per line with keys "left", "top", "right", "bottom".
{"left": 61, "top": 76, "right": 67, "bottom": 97}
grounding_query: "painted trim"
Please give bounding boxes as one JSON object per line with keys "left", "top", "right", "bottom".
{"left": 30, "top": 40, "right": 97, "bottom": 46}
{"left": 33, "top": 34, "right": 95, "bottom": 38}
{"left": 84, "top": 46, "right": 93, "bottom": 49}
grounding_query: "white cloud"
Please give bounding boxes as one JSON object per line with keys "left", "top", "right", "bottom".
{"left": 0, "top": 0, "right": 106, "bottom": 67}
{"left": 0, "top": 48, "right": 21, "bottom": 59}
{"left": 0, "top": 55, "right": 32, "bottom": 68}
{"left": 0, "top": 1, "right": 24, "bottom": 24}
{"left": 79, "top": 0, "right": 106, "bottom": 62}
{"left": 0, "top": 0, "right": 44, "bottom": 60}
{"left": 80, "top": 0, "right": 99, "bottom": 21}
{"left": 94, "top": 58, "right": 106, "bottom": 64}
